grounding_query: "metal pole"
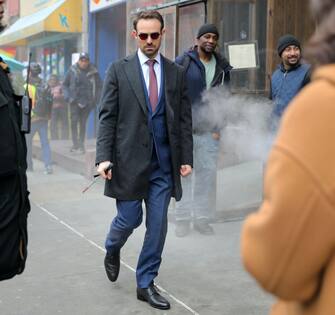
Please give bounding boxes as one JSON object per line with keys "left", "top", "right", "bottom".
{"left": 81, "top": 0, "right": 89, "bottom": 53}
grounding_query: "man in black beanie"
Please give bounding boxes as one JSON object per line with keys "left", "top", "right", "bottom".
{"left": 174, "top": 23, "right": 232, "bottom": 237}
{"left": 270, "top": 34, "right": 311, "bottom": 124}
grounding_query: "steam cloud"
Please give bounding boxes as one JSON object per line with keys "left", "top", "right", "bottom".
{"left": 198, "top": 87, "right": 278, "bottom": 167}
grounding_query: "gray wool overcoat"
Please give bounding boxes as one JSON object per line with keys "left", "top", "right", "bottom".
{"left": 96, "top": 53, "right": 193, "bottom": 201}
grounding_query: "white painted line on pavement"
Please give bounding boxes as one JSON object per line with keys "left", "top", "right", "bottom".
{"left": 36, "top": 203, "right": 200, "bottom": 315}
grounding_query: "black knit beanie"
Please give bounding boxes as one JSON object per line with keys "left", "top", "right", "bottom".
{"left": 277, "top": 34, "right": 301, "bottom": 56}
{"left": 197, "top": 24, "right": 219, "bottom": 39}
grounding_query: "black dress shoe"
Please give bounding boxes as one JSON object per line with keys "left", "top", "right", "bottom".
{"left": 104, "top": 251, "right": 120, "bottom": 282}
{"left": 137, "top": 284, "right": 170, "bottom": 310}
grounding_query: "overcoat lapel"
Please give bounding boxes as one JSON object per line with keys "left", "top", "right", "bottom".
{"left": 162, "top": 56, "right": 175, "bottom": 123}
{"left": 124, "top": 54, "right": 148, "bottom": 114}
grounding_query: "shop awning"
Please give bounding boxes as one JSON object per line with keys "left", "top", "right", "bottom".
{"left": 0, "top": 0, "right": 82, "bottom": 46}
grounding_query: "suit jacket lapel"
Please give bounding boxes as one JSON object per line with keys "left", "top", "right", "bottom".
{"left": 124, "top": 54, "right": 148, "bottom": 114}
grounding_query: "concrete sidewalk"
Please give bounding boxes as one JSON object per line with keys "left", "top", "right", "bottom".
{"left": 0, "top": 162, "right": 192, "bottom": 315}
{"left": 32, "top": 139, "right": 96, "bottom": 178}
{"left": 0, "top": 161, "right": 273, "bottom": 315}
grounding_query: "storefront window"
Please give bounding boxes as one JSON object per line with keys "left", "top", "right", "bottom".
{"left": 177, "top": 2, "right": 205, "bottom": 56}
{"left": 126, "top": 1, "right": 205, "bottom": 60}
{"left": 158, "top": 6, "right": 176, "bottom": 60}
{"left": 32, "top": 41, "right": 74, "bottom": 80}
{"left": 51, "top": 51, "right": 58, "bottom": 74}
{"left": 212, "top": 0, "right": 268, "bottom": 93}
{"left": 126, "top": 1, "right": 177, "bottom": 60}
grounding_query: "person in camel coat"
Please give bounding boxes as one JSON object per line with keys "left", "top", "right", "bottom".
{"left": 241, "top": 0, "right": 335, "bottom": 314}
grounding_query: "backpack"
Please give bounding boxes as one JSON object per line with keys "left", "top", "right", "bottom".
{"left": 32, "top": 83, "right": 53, "bottom": 119}
{"left": 180, "top": 55, "right": 191, "bottom": 72}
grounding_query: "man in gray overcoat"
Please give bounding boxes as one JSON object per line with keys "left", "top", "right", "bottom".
{"left": 96, "top": 10, "right": 193, "bottom": 310}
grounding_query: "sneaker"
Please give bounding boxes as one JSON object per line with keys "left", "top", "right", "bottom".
{"left": 70, "top": 146, "right": 78, "bottom": 153}
{"left": 175, "top": 221, "right": 191, "bottom": 237}
{"left": 193, "top": 219, "right": 214, "bottom": 235}
{"left": 44, "top": 165, "right": 53, "bottom": 175}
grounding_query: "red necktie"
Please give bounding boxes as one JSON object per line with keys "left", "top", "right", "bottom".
{"left": 146, "top": 59, "right": 158, "bottom": 112}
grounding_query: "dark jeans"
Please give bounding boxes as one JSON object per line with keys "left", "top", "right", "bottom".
{"left": 50, "top": 107, "right": 69, "bottom": 140}
{"left": 70, "top": 103, "right": 91, "bottom": 149}
{"left": 175, "top": 133, "right": 219, "bottom": 221}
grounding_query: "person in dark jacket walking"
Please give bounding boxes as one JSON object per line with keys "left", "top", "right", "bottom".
{"left": 0, "top": 0, "right": 30, "bottom": 281}
{"left": 63, "top": 53, "right": 102, "bottom": 154}
{"left": 25, "top": 63, "right": 53, "bottom": 174}
{"left": 174, "top": 23, "right": 232, "bottom": 237}
{"left": 270, "top": 34, "right": 311, "bottom": 125}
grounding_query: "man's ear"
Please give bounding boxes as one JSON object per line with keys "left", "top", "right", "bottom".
{"left": 161, "top": 28, "right": 166, "bottom": 36}
{"left": 131, "top": 30, "right": 137, "bottom": 39}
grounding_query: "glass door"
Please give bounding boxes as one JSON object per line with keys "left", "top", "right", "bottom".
{"left": 177, "top": 2, "right": 206, "bottom": 56}
{"left": 211, "top": 0, "right": 268, "bottom": 93}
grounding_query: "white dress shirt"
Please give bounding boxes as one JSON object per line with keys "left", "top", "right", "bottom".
{"left": 137, "top": 48, "right": 162, "bottom": 97}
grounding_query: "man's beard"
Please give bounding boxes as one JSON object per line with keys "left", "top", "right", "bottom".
{"left": 200, "top": 44, "right": 215, "bottom": 55}
{"left": 288, "top": 57, "right": 300, "bottom": 66}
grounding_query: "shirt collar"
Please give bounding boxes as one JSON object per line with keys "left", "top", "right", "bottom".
{"left": 280, "top": 61, "right": 301, "bottom": 73}
{"left": 137, "top": 48, "right": 161, "bottom": 66}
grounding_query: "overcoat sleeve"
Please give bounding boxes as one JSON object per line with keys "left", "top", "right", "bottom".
{"left": 179, "top": 68, "right": 193, "bottom": 167}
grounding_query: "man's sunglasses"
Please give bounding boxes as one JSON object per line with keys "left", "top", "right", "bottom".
{"left": 137, "top": 32, "right": 161, "bottom": 40}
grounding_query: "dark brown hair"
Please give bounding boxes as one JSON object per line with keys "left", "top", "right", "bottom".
{"left": 133, "top": 10, "right": 164, "bottom": 31}
{"left": 305, "top": 0, "right": 335, "bottom": 66}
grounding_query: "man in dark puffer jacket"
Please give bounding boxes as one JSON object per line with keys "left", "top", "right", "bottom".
{"left": 174, "top": 23, "right": 232, "bottom": 237}
{"left": 270, "top": 34, "right": 311, "bottom": 127}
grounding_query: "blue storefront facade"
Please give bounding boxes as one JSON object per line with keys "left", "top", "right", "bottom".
{"left": 86, "top": 0, "right": 126, "bottom": 138}
{"left": 88, "top": 1, "right": 126, "bottom": 79}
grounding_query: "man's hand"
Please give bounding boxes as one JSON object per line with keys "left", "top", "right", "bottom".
{"left": 180, "top": 165, "right": 192, "bottom": 177}
{"left": 97, "top": 161, "right": 112, "bottom": 180}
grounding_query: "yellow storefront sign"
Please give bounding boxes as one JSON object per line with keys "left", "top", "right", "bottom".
{"left": 0, "top": 0, "right": 82, "bottom": 46}
{"left": 20, "top": 0, "right": 61, "bottom": 17}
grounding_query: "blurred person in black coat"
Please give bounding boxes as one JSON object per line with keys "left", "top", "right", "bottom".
{"left": 0, "top": 0, "right": 30, "bottom": 281}
{"left": 63, "top": 53, "right": 102, "bottom": 154}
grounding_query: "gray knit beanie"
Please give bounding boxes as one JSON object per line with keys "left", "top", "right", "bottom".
{"left": 277, "top": 34, "right": 301, "bottom": 56}
{"left": 197, "top": 24, "right": 219, "bottom": 39}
